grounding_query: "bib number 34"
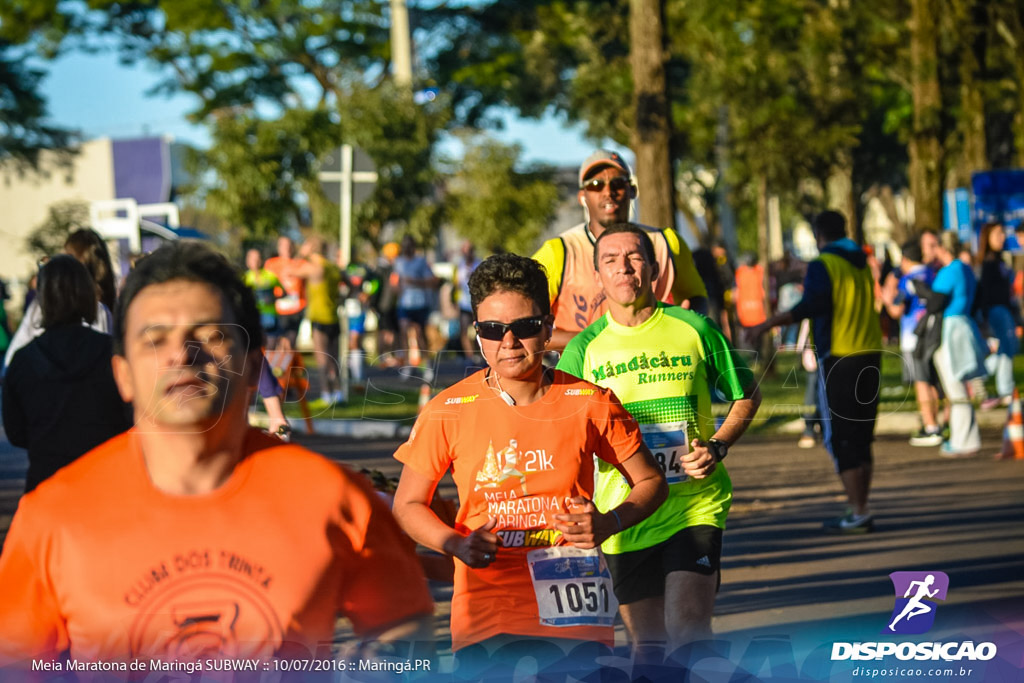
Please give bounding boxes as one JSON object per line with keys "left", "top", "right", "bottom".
{"left": 640, "top": 420, "right": 690, "bottom": 484}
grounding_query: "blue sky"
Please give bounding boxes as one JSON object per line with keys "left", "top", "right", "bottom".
{"left": 39, "top": 50, "right": 605, "bottom": 169}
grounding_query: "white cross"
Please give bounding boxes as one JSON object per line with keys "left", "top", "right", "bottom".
{"left": 318, "top": 144, "right": 378, "bottom": 267}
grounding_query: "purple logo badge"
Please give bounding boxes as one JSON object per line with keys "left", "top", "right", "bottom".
{"left": 883, "top": 571, "right": 949, "bottom": 635}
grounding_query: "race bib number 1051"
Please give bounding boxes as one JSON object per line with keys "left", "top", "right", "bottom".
{"left": 527, "top": 547, "right": 618, "bottom": 627}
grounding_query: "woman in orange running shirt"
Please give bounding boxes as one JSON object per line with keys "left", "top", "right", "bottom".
{"left": 393, "top": 253, "right": 665, "bottom": 678}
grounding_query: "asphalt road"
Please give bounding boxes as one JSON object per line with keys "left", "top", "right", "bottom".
{"left": 2, "top": 422, "right": 1022, "bottom": 680}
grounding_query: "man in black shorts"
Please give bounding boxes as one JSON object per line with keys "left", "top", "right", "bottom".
{"left": 754, "top": 211, "right": 882, "bottom": 533}
{"left": 558, "top": 224, "right": 761, "bottom": 661}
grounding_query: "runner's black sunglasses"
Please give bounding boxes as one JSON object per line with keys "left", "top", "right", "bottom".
{"left": 580, "top": 176, "right": 632, "bottom": 193}
{"left": 475, "top": 316, "right": 548, "bottom": 341}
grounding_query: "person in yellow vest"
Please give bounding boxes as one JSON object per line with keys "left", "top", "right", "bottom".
{"left": 532, "top": 149, "right": 708, "bottom": 351}
{"left": 298, "top": 235, "right": 344, "bottom": 404}
{"left": 752, "top": 211, "right": 882, "bottom": 534}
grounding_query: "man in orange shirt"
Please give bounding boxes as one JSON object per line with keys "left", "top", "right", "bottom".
{"left": 733, "top": 254, "right": 767, "bottom": 351}
{"left": 0, "top": 242, "right": 433, "bottom": 667}
{"left": 264, "top": 235, "right": 308, "bottom": 348}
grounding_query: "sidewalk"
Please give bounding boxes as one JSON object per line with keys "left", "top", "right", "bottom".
{"left": 273, "top": 353, "right": 1024, "bottom": 439}
{"left": 778, "top": 404, "right": 1014, "bottom": 436}
{"left": 254, "top": 396, "right": 1018, "bottom": 440}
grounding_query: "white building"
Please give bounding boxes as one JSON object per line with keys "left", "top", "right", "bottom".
{"left": 0, "top": 135, "right": 185, "bottom": 317}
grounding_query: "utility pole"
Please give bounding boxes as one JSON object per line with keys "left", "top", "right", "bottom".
{"left": 390, "top": 0, "right": 413, "bottom": 88}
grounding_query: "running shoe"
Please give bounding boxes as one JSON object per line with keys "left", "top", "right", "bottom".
{"left": 909, "top": 427, "right": 943, "bottom": 447}
{"left": 798, "top": 434, "right": 816, "bottom": 449}
{"left": 938, "top": 442, "right": 978, "bottom": 458}
{"left": 823, "top": 512, "right": 874, "bottom": 534}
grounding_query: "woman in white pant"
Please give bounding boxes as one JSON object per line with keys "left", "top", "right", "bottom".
{"left": 930, "top": 232, "right": 989, "bottom": 456}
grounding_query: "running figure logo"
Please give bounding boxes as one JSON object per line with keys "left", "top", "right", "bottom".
{"left": 473, "top": 439, "right": 528, "bottom": 495}
{"left": 883, "top": 571, "right": 949, "bottom": 635}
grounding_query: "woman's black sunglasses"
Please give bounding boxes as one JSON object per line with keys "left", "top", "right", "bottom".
{"left": 475, "top": 316, "right": 547, "bottom": 341}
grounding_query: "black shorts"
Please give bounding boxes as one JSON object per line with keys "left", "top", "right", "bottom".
{"left": 604, "top": 525, "right": 723, "bottom": 604}
{"left": 311, "top": 320, "right": 341, "bottom": 337}
{"left": 398, "top": 306, "right": 430, "bottom": 327}
{"left": 277, "top": 311, "right": 304, "bottom": 336}
{"left": 819, "top": 353, "right": 880, "bottom": 472}
{"left": 377, "top": 307, "right": 399, "bottom": 333}
{"left": 901, "top": 349, "right": 937, "bottom": 385}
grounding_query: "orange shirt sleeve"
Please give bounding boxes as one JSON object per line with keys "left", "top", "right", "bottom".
{"left": 0, "top": 497, "right": 69, "bottom": 663}
{"left": 588, "top": 387, "right": 644, "bottom": 466}
{"left": 333, "top": 470, "right": 434, "bottom": 636}
{"left": 393, "top": 404, "right": 452, "bottom": 481}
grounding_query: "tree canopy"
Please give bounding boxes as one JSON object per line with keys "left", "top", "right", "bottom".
{"left": 0, "top": 40, "right": 74, "bottom": 170}
{"left": 445, "top": 136, "right": 559, "bottom": 255}
{"left": 5, "top": 0, "right": 1024, "bottom": 252}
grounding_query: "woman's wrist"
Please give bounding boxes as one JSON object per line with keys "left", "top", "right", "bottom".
{"left": 440, "top": 530, "right": 466, "bottom": 558}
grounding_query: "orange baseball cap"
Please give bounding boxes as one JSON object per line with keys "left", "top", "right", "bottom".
{"left": 578, "top": 149, "right": 631, "bottom": 187}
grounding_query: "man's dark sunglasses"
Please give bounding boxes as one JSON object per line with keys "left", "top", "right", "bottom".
{"left": 475, "top": 316, "right": 547, "bottom": 341}
{"left": 581, "top": 176, "right": 632, "bottom": 193}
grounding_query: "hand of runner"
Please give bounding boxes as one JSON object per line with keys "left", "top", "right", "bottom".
{"left": 748, "top": 323, "right": 768, "bottom": 339}
{"left": 553, "top": 496, "right": 617, "bottom": 549}
{"left": 685, "top": 440, "right": 718, "bottom": 479}
{"left": 448, "top": 517, "right": 499, "bottom": 568}
{"left": 267, "top": 417, "right": 291, "bottom": 440}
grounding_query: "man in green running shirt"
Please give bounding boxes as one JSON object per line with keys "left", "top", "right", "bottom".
{"left": 557, "top": 223, "right": 761, "bottom": 662}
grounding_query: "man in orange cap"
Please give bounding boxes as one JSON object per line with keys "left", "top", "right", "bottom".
{"left": 533, "top": 150, "right": 708, "bottom": 351}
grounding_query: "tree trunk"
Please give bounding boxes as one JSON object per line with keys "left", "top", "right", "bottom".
{"left": 629, "top": 0, "right": 675, "bottom": 230}
{"left": 862, "top": 183, "right": 911, "bottom": 245}
{"left": 953, "top": 0, "right": 988, "bottom": 185}
{"left": 908, "top": 0, "right": 944, "bottom": 231}
{"left": 999, "top": 5, "right": 1024, "bottom": 166}
{"left": 827, "top": 150, "right": 858, "bottom": 242}
{"left": 715, "top": 106, "right": 739, "bottom": 257}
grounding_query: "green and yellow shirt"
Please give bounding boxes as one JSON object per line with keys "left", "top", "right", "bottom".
{"left": 557, "top": 303, "right": 752, "bottom": 554}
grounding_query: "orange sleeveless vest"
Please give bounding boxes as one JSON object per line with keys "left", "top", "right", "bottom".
{"left": 734, "top": 264, "right": 766, "bottom": 327}
{"left": 552, "top": 225, "right": 677, "bottom": 332}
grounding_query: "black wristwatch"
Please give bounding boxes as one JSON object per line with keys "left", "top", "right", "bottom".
{"left": 708, "top": 438, "right": 729, "bottom": 462}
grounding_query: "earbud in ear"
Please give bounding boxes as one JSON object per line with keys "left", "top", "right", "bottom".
{"left": 579, "top": 195, "right": 587, "bottom": 207}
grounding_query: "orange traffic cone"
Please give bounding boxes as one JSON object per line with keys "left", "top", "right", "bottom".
{"left": 417, "top": 382, "right": 431, "bottom": 415}
{"left": 998, "top": 388, "right": 1024, "bottom": 460}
